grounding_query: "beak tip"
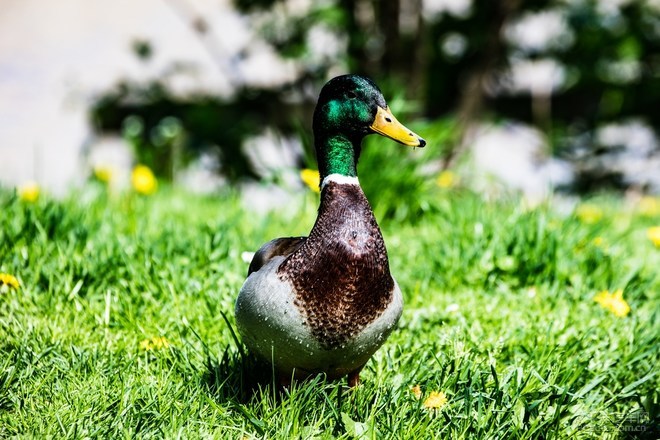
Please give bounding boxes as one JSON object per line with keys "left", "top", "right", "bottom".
{"left": 418, "top": 138, "right": 426, "bottom": 148}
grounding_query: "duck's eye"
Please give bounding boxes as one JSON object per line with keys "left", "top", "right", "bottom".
{"left": 346, "top": 91, "right": 357, "bottom": 99}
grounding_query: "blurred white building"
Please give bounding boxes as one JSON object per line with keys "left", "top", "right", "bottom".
{"left": 0, "top": 0, "right": 301, "bottom": 194}
{"left": 2, "top": 0, "right": 657, "bottom": 197}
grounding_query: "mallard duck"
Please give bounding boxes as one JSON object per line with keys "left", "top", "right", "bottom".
{"left": 235, "top": 74, "right": 425, "bottom": 387}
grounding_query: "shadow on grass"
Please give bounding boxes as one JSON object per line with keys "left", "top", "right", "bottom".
{"left": 200, "top": 310, "right": 276, "bottom": 404}
{"left": 202, "top": 346, "right": 276, "bottom": 404}
{"left": 203, "top": 351, "right": 348, "bottom": 436}
{"left": 199, "top": 311, "right": 349, "bottom": 436}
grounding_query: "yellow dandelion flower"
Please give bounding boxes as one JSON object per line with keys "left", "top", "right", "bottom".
{"left": 436, "top": 170, "right": 457, "bottom": 189}
{"left": 592, "top": 236, "right": 606, "bottom": 248}
{"left": 638, "top": 196, "right": 660, "bottom": 217}
{"left": 139, "top": 336, "right": 171, "bottom": 351}
{"left": 0, "top": 273, "right": 20, "bottom": 289}
{"left": 18, "top": 182, "right": 40, "bottom": 202}
{"left": 594, "top": 289, "right": 631, "bottom": 317}
{"left": 300, "top": 168, "right": 320, "bottom": 193}
{"left": 411, "top": 385, "right": 422, "bottom": 399}
{"left": 94, "top": 165, "right": 115, "bottom": 184}
{"left": 647, "top": 226, "right": 660, "bottom": 247}
{"left": 423, "top": 391, "right": 448, "bottom": 410}
{"left": 131, "top": 165, "right": 158, "bottom": 195}
{"left": 576, "top": 204, "right": 603, "bottom": 224}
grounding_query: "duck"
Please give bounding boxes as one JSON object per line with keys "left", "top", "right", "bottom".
{"left": 235, "top": 74, "right": 426, "bottom": 387}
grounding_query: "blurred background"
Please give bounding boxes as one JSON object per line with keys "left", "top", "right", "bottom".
{"left": 1, "top": 0, "right": 659, "bottom": 204}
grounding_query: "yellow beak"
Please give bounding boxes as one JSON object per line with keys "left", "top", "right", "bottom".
{"left": 369, "top": 106, "right": 426, "bottom": 148}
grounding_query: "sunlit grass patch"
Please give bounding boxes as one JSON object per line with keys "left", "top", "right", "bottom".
{"left": 0, "top": 186, "right": 658, "bottom": 438}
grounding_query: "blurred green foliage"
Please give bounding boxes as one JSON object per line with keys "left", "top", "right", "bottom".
{"left": 91, "top": 0, "right": 659, "bottom": 190}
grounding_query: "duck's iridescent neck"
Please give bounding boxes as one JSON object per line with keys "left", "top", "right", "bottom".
{"left": 316, "top": 134, "right": 361, "bottom": 181}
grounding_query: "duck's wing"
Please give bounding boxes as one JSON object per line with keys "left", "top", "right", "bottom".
{"left": 247, "top": 236, "right": 307, "bottom": 276}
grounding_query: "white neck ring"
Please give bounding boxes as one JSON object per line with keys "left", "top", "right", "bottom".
{"left": 321, "top": 174, "right": 360, "bottom": 190}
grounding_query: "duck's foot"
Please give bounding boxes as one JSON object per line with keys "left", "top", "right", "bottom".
{"left": 347, "top": 366, "right": 364, "bottom": 388}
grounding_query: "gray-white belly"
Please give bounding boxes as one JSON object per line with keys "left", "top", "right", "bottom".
{"left": 234, "top": 256, "right": 403, "bottom": 378}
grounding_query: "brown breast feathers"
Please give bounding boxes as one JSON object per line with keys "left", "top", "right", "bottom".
{"left": 277, "top": 181, "right": 394, "bottom": 349}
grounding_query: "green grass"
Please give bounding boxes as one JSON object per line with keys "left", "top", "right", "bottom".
{"left": 1, "top": 183, "right": 658, "bottom": 439}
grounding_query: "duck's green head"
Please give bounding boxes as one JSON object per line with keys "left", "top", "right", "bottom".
{"left": 313, "top": 75, "right": 425, "bottom": 179}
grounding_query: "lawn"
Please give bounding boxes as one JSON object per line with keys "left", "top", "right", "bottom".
{"left": 0, "top": 180, "right": 658, "bottom": 439}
